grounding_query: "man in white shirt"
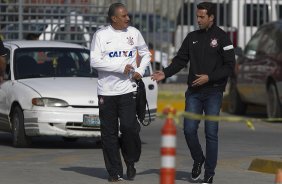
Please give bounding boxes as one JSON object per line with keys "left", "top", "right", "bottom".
{"left": 90, "top": 3, "right": 151, "bottom": 182}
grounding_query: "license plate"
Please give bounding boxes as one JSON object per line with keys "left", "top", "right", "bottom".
{"left": 82, "top": 114, "right": 100, "bottom": 127}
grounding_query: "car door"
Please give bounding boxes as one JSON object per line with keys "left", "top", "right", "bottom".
{"left": 0, "top": 47, "right": 11, "bottom": 131}
{"left": 142, "top": 65, "right": 158, "bottom": 122}
{"left": 236, "top": 27, "right": 265, "bottom": 104}
{"left": 248, "top": 25, "right": 278, "bottom": 105}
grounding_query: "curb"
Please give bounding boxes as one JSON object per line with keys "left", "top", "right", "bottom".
{"left": 157, "top": 91, "right": 184, "bottom": 113}
{"left": 248, "top": 158, "right": 282, "bottom": 174}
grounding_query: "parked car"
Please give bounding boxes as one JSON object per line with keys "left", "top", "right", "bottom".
{"left": 0, "top": 40, "right": 157, "bottom": 147}
{"left": 228, "top": 21, "right": 282, "bottom": 118}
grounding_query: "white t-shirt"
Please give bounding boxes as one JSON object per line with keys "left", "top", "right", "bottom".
{"left": 90, "top": 25, "right": 151, "bottom": 96}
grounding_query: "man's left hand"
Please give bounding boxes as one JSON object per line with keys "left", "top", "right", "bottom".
{"left": 192, "top": 74, "right": 209, "bottom": 87}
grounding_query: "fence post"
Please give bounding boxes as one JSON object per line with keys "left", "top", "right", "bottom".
{"left": 160, "top": 107, "right": 177, "bottom": 184}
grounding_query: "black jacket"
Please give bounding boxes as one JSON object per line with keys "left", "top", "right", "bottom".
{"left": 164, "top": 24, "right": 235, "bottom": 92}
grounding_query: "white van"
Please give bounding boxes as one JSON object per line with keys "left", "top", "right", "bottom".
{"left": 174, "top": 0, "right": 282, "bottom": 50}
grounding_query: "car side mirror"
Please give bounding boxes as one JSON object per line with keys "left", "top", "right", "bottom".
{"left": 234, "top": 47, "right": 243, "bottom": 57}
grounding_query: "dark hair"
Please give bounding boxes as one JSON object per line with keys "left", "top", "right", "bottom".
{"left": 197, "top": 2, "right": 216, "bottom": 19}
{"left": 107, "top": 3, "right": 126, "bottom": 23}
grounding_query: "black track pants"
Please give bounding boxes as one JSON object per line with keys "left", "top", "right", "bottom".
{"left": 98, "top": 92, "right": 141, "bottom": 177}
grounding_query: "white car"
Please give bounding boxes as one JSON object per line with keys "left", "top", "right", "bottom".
{"left": 0, "top": 41, "right": 157, "bottom": 147}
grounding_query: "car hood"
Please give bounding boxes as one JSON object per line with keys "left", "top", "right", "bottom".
{"left": 19, "top": 77, "right": 99, "bottom": 106}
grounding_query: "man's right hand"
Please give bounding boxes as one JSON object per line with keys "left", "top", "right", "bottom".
{"left": 123, "top": 64, "right": 134, "bottom": 75}
{"left": 151, "top": 71, "right": 165, "bottom": 82}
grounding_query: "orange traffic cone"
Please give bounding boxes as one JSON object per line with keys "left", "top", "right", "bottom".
{"left": 275, "top": 169, "right": 282, "bottom": 184}
{"left": 160, "top": 107, "right": 177, "bottom": 184}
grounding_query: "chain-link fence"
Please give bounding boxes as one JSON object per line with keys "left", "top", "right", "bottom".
{"left": 0, "top": 0, "right": 179, "bottom": 75}
{"left": 1, "top": 0, "right": 281, "bottom": 81}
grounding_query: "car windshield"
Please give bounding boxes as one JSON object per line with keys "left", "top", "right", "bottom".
{"left": 14, "top": 47, "right": 97, "bottom": 79}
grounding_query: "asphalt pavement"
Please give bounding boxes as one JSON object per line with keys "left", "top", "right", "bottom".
{"left": 0, "top": 113, "right": 281, "bottom": 184}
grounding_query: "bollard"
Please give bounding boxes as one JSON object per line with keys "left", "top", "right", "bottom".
{"left": 160, "top": 107, "right": 177, "bottom": 184}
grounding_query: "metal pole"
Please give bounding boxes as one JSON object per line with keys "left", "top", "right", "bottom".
{"left": 65, "top": 0, "right": 71, "bottom": 42}
{"left": 18, "top": 0, "right": 23, "bottom": 40}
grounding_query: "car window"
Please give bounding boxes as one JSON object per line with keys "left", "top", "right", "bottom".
{"left": 276, "top": 4, "right": 282, "bottom": 19}
{"left": 244, "top": 27, "right": 265, "bottom": 59}
{"left": 13, "top": 48, "right": 97, "bottom": 79}
{"left": 256, "top": 25, "right": 276, "bottom": 56}
{"left": 275, "top": 25, "right": 282, "bottom": 53}
{"left": 244, "top": 26, "right": 269, "bottom": 58}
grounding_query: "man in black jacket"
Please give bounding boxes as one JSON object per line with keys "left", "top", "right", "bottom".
{"left": 152, "top": 2, "right": 235, "bottom": 184}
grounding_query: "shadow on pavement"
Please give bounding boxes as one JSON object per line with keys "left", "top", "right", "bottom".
{"left": 175, "top": 171, "right": 201, "bottom": 183}
{"left": 0, "top": 132, "right": 13, "bottom": 146}
{"left": 0, "top": 132, "right": 103, "bottom": 149}
{"left": 137, "top": 169, "right": 200, "bottom": 183}
{"left": 31, "top": 137, "right": 102, "bottom": 149}
{"left": 61, "top": 167, "right": 107, "bottom": 179}
{"left": 137, "top": 168, "right": 159, "bottom": 175}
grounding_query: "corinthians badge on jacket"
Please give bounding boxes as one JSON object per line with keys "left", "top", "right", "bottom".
{"left": 210, "top": 38, "right": 218, "bottom": 48}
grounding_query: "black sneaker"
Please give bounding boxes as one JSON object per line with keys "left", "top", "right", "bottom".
{"left": 126, "top": 164, "right": 136, "bottom": 180}
{"left": 191, "top": 157, "right": 205, "bottom": 181}
{"left": 201, "top": 175, "right": 213, "bottom": 184}
{"left": 108, "top": 175, "right": 123, "bottom": 182}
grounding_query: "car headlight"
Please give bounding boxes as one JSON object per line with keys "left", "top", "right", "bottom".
{"left": 32, "top": 98, "right": 69, "bottom": 107}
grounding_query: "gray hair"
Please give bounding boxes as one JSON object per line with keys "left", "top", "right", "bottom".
{"left": 107, "top": 3, "right": 126, "bottom": 23}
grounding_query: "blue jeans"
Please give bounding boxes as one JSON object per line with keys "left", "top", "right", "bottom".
{"left": 184, "top": 90, "right": 223, "bottom": 177}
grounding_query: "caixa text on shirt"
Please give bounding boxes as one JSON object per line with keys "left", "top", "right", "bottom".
{"left": 109, "top": 51, "right": 133, "bottom": 58}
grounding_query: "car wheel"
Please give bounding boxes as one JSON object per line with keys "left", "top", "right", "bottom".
{"left": 11, "top": 106, "right": 32, "bottom": 148}
{"left": 62, "top": 137, "right": 78, "bottom": 142}
{"left": 228, "top": 81, "right": 247, "bottom": 115}
{"left": 267, "top": 83, "right": 282, "bottom": 118}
